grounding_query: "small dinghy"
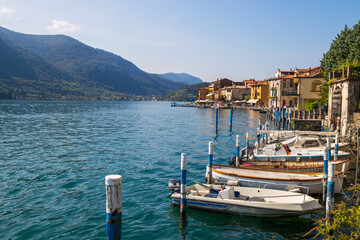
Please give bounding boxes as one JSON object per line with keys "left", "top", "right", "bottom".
{"left": 206, "top": 164, "right": 344, "bottom": 194}
{"left": 171, "top": 183, "right": 322, "bottom": 217}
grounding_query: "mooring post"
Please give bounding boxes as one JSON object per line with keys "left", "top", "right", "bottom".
{"left": 285, "top": 109, "right": 288, "bottom": 130}
{"left": 259, "top": 120, "right": 264, "bottom": 141}
{"left": 246, "top": 132, "right": 249, "bottom": 160}
{"left": 321, "top": 120, "right": 324, "bottom": 132}
{"left": 334, "top": 133, "right": 339, "bottom": 161}
{"left": 323, "top": 145, "right": 328, "bottom": 204}
{"left": 257, "top": 125, "right": 261, "bottom": 145}
{"left": 326, "top": 162, "right": 336, "bottom": 226}
{"left": 288, "top": 109, "right": 292, "bottom": 130}
{"left": 180, "top": 153, "right": 187, "bottom": 217}
{"left": 236, "top": 135, "right": 240, "bottom": 167}
{"left": 282, "top": 107, "right": 285, "bottom": 130}
{"left": 207, "top": 142, "right": 213, "bottom": 184}
{"left": 105, "top": 175, "right": 122, "bottom": 240}
{"left": 327, "top": 137, "right": 331, "bottom": 161}
{"left": 229, "top": 106, "right": 233, "bottom": 130}
{"left": 215, "top": 107, "right": 219, "bottom": 132}
{"left": 330, "top": 124, "right": 334, "bottom": 132}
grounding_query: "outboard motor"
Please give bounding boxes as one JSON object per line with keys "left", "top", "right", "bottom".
{"left": 228, "top": 155, "right": 236, "bottom": 166}
{"left": 168, "top": 178, "right": 181, "bottom": 193}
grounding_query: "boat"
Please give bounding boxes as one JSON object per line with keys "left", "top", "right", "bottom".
{"left": 245, "top": 140, "right": 350, "bottom": 162}
{"left": 170, "top": 183, "right": 322, "bottom": 217}
{"left": 206, "top": 164, "right": 345, "bottom": 194}
{"left": 233, "top": 158, "right": 350, "bottom": 173}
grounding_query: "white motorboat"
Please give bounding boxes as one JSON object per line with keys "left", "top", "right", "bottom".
{"left": 171, "top": 183, "right": 323, "bottom": 217}
{"left": 206, "top": 164, "right": 344, "bottom": 194}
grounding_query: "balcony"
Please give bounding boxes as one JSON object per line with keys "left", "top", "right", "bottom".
{"left": 282, "top": 90, "right": 298, "bottom": 96}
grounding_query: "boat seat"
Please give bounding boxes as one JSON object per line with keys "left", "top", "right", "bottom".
{"left": 249, "top": 196, "right": 265, "bottom": 202}
{"left": 235, "top": 191, "right": 249, "bottom": 200}
{"left": 204, "top": 190, "right": 219, "bottom": 198}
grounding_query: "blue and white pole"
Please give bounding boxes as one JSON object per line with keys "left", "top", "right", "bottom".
{"left": 229, "top": 106, "right": 233, "bottom": 130}
{"left": 323, "top": 145, "right": 328, "bottom": 204}
{"left": 330, "top": 124, "right": 334, "bottom": 132}
{"left": 321, "top": 120, "right": 324, "bottom": 132}
{"left": 105, "top": 175, "right": 122, "bottom": 240}
{"left": 180, "top": 153, "right": 187, "bottom": 217}
{"left": 236, "top": 135, "right": 240, "bottom": 166}
{"left": 215, "top": 107, "right": 219, "bottom": 132}
{"left": 327, "top": 137, "right": 332, "bottom": 161}
{"left": 207, "top": 142, "right": 213, "bottom": 184}
{"left": 246, "top": 132, "right": 249, "bottom": 160}
{"left": 259, "top": 120, "right": 264, "bottom": 141}
{"left": 282, "top": 107, "right": 285, "bottom": 130}
{"left": 326, "top": 162, "right": 336, "bottom": 225}
{"left": 288, "top": 109, "right": 292, "bottom": 130}
{"left": 334, "top": 133, "right": 339, "bottom": 161}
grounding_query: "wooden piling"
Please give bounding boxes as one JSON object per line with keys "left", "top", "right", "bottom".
{"left": 105, "top": 175, "right": 122, "bottom": 240}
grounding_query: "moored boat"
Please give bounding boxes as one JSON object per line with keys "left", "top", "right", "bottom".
{"left": 206, "top": 164, "right": 344, "bottom": 194}
{"left": 171, "top": 183, "right": 323, "bottom": 217}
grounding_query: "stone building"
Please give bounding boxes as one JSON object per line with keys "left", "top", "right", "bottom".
{"left": 328, "top": 67, "right": 360, "bottom": 135}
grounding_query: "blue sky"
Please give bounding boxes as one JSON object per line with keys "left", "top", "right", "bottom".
{"left": 1, "top": 0, "right": 359, "bottom": 82}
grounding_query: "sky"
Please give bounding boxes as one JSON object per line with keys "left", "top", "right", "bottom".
{"left": 0, "top": 0, "right": 360, "bottom": 82}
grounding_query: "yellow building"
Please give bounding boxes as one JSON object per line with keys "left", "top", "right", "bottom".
{"left": 294, "top": 66, "right": 324, "bottom": 110}
{"left": 249, "top": 81, "right": 269, "bottom": 106}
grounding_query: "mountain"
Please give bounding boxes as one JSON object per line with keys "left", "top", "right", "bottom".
{"left": 158, "top": 82, "right": 209, "bottom": 101}
{"left": 159, "top": 72, "right": 202, "bottom": 85}
{"left": 0, "top": 26, "right": 186, "bottom": 99}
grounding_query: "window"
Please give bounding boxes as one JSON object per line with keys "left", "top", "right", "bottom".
{"left": 290, "top": 79, "right": 293, "bottom": 88}
{"left": 283, "top": 100, "right": 286, "bottom": 106}
{"left": 311, "top": 80, "right": 322, "bottom": 92}
{"left": 289, "top": 100, "right": 292, "bottom": 107}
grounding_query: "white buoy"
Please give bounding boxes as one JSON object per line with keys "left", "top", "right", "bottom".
{"left": 105, "top": 175, "right": 122, "bottom": 240}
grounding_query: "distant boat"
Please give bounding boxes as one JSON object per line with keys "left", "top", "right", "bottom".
{"left": 206, "top": 164, "right": 344, "bottom": 194}
{"left": 171, "top": 183, "right": 322, "bottom": 217}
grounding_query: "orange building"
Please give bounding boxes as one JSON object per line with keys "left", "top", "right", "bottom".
{"left": 249, "top": 80, "right": 269, "bottom": 106}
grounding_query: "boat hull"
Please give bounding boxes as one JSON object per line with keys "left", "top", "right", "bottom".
{"left": 209, "top": 164, "right": 344, "bottom": 194}
{"left": 171, "top": 184, "right": 322, "bottom": 217}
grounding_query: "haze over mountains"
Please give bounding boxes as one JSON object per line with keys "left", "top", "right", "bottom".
{"left": 0, "top": 26, "right": 202, "bottom": 100}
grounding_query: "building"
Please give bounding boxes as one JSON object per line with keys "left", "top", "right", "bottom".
{"left": 268, "top": 67, "right": 324, "bottom": 109}
{"left": 294, "top": 66, "right": 324, "bottom": 110}
{"left": 197, "top": 87, "right": 209, "bottom": 100}
{"left": 249, "top": 80, "right": 269, "bottom": 106}
{"left": 220, "top": 85, "right": 251, "bottom": 103}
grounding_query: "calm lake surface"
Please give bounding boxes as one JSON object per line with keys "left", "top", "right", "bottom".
{"left": 0, "top": 101, "right": 319, "bottom": 239}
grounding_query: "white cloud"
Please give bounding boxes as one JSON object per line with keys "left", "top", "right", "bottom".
{"left": 46, "top": 19, "right": 81, "bottom": 33}
{"left": 0, "top": 6, "right": 13, "bottom": 18}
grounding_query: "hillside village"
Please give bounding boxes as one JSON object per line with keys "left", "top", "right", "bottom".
{"left": 196, "top": 66, "right": 324, "bottom": 110}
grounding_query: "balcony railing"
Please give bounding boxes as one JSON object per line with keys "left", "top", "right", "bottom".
{"left": 282, "top": 90, "right": 298, "bottom": 96}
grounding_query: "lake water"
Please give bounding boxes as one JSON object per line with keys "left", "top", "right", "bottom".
{"left": 0, "top": 101, "right": 319, "bottom": 239}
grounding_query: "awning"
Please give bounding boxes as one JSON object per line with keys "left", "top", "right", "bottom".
{"left": 206, "top": 93, "right": 214, "bottom": 97}
{"left": 247, "top": 99, "right": 260, "bottom": 104}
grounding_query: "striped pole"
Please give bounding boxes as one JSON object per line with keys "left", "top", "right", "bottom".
{"left": 105, "top": 175, "right": 122, "bottom": 240}
{"left": 288, "top": 109, "right": 292, "bottom": 130}
{"left": 259, "top": 120, "right": 264, "bottom": 141}
{"left": 334, "top": 133, "right": 339, "bottom": 161}
{"left": 321, "top": 120, "right": 324, "bottom": 132}
{"left": 330, "top": 124, "right": 334, "bottom": 132}
{"left": 236, "top": 135, "right": 240, "bottom": 166}
{"left": 326, "top": 162, "right": 336, "bottom": 226}
{"left": 282, "top": 108, "right": 285, "bottom": 130}
{"left": 323, "top": 146, "right": 328, "bottom": 204}
{"left": 229, "top": 106, "right": 233, "bottom": 130}
{"left": 207, "top": 142, "right": 213, "bottom": 184}
{"left": 246, "top": 132, "right": 249, "bottom": 160}
{"left": 180, "top": 153, "right": 187, "bottom": 217}
{"left": 215, "top": 107, "right": 219, "bottom": 132}
{"left": 327, "top": 138, "right": 331, "bottom": 161}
